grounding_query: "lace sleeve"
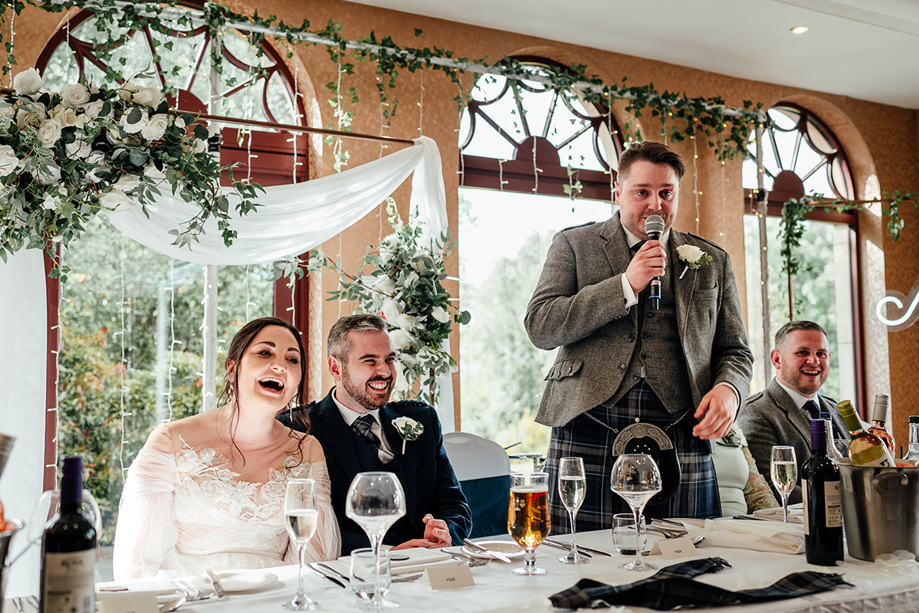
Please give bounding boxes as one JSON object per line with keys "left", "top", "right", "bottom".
{"left": 291, "top": 458, "right": 341, "bottom": 563}
{"left": 112, "top": 424, "right": 180, "bottom": 579}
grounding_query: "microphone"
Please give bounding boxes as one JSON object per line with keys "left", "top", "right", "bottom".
{"left": 644, "top": 215, "right": 665, "bottom": 310}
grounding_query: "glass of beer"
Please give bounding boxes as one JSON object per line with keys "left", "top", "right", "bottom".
{"left": 508, "top": 472, "right": 550, "bottom": 576}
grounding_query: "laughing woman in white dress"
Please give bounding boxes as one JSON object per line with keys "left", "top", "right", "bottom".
{"left": 113, "top": 317, "right": 340, "bottom": 579}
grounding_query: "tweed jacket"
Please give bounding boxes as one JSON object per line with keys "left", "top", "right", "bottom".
{"left": 524, "top": 211, "right": 754, "bottom": 428}
{"left": 737, "top": 377, "right": 849, "bottom": 505}
{"left": 278, "top": 390, "right": 472, "bottom": 555}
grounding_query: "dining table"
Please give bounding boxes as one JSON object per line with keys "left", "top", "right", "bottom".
{"left": 9, "top": 523, "right": 919, "bottom": 613}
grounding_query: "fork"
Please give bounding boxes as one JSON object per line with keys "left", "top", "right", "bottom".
{"left": 446, "top": 550, "right": 490, "bottom": 567}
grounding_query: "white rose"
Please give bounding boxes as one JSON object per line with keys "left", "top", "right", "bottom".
{"left": 37, "top": 119, "right": 62, "bottom": 147}
{"left": 106, "top": 129, "right": 124, "bottom": 146}
{"left": 86, "top": 152, "right": 108, "bottom": 183}
{"left": 174, "top": 117, "right": 186, "bottom": 130}
{"left": 141, "top": 113, "right": 168, "bottom": 141}
{"left": 13, "top": 68, "right": 43, "bottom": 95}
{"left": 373, "top": 276, "right": 396, "bottom": 295}
{"left": 389, "top": 328, "right": 414, "bottom": 351}
{"left": 403, "top": 271, "right": 419, "bottom": 288}
{"left": 676, "top": 244, "right": 705, "bottom": 263}
{"left": 65, "top": 134, "right": 92, "bottom": 159}
{"left": 114, "top": 174, "right": 141, "bottom": 193}
{"left": 121, "top": 109, "right": 148, "bottom": 134}
{"left": 378, "top": 245, "right": 392, "bottom": 263}
{"left": 42, "top": 193, "right": 61, "bottom": 211}
{"left": 50, "top": 105, "right": 82, "bottom": 128}
{"left": 133, "top": 85, "right": 163, "bottom": 108}
{"left": 0, "top": 145, "right": 19, "bottom": 175}
{"left": 143, "top": 164, "right": 166, "bottom": 182}
{"left": 84, "top": 100, "right": 106, "bottom": 120}
{"left": 192, "top": 139, "right": 207, "bottom": 154}
{"left": 381, "top": 299, "right": 402, "bottom": 324}
{"left": 16, "top": 101, "right": 45, "bottom": 128}
{"left": 393, "top": 363, "right": 411, "bottom": 393}
{"left": 0, "top": 105, "right": 14, "bottom": 120}
{"left": 35, "top": 162, "right": 61, "bottom": 185}
{"left": 60, "top": 83, "right": 90, "bottom": 108}
{"left": 431, "top": 306, "right": 450, "bottom": 324}
{"left": 99, "top": 188, "right": 130, "bottom": 209}
{"left": 118, "top": 82, "right": 141, "bottom": 102}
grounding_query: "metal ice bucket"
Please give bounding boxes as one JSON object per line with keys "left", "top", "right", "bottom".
{"left": 837, "top": 461, "right": 919, "bottom": 560}
{"left": 0, "top": 519, "right": 23, "bottom": 613}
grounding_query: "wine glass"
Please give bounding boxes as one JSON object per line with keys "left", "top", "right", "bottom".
{"left": 610, "top": 454, "right": 661, "bottom": 571}
{"left": 508, "top": 472, "right": 550, "bottom": 576}
{"left": 346, "top": 472, "right": 406, "bottom": 610}
{"left": 557, "top": 457, "right": 587, "bottom": 564}
{"left": 283, "top": 478, "right": 319, "bottom": 611}
{"left": 770, "top": 446, "right": 798, "bottom": 523}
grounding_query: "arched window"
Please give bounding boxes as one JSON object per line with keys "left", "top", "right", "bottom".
{"left": 34, "top": 5, "right": 311, "bottom": 571}
{"left": 742, "top": 103, "right": 860, "bottom": 403}
{"left": 457, "top": 60, "right": 623, "bottom": 458}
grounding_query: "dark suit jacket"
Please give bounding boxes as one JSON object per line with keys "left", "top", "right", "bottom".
{"left": 737, "top": 377, "right": 849, "bottom": 505}
{"left": 525, "top": 211, "right": 753, "bottom": 428}
{"left": 278, "top": 389, "right": 472, "bottom": 554}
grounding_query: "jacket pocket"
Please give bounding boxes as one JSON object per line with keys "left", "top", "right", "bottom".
{"left": 545, "top": 359, "right": 583, "bottom": 381}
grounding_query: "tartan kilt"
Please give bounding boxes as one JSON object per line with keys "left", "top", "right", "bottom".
{"left": 545, "top": 381, "right": 721, "bottom": 534}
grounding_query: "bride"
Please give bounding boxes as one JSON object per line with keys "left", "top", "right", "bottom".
{"left": 113, "top": 317, "right": 340, "bottom": 579}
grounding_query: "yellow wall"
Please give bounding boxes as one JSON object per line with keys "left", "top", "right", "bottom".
{"left": 12, "top": 0, "right": 919, "bottom": 443}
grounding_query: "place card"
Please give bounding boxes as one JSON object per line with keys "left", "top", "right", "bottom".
{"left": 654, "top": 536, "right": 698, "bottom": 560}
{"left": 425, "top": 562, "right": 475, "bottom": 590}
{"left": 96, "top": 591, "right": 159, "bottom": 613}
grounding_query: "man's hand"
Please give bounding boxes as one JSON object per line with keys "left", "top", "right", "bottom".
{"left": 625, "top": 241, "right": 667, "bottom": 295}
{"left": 692, "top": 385, "right": 739, "bottom": 439}
{"left": 390, "top": 514, "right": 452, "bottom": 550}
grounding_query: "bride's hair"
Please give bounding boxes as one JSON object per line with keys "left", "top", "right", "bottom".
{"left": 220, "top": 316, "right": 309, "bottom": 467}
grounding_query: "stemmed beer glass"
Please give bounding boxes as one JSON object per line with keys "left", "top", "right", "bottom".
{"left": 770, "top": 446, "right": 797, "bottom": 523}
{"left": 508, "top": 472, "right": 551, "bottom": 575}
{"left": 610, "top": 454, "right": 662, "bottom": 571}
{"left": 283, "top": 478, "right": 319, "bottom": 610}
{"left": 346, "top": 472, "right": 406, "bottom": 610}
{"left": 557, "top": 457, "right": 587, "bottom": 564}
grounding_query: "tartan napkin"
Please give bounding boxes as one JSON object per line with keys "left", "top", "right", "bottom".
{"left": 548, "top": 557, "right": 851, "bottom": 610}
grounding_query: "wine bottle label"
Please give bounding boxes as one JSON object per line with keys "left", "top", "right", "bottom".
{"left": 42, "top": 549, "right": 95, "bottom": 613}
{"left": 824, "top": 480, "right": 842, "bottom": 528}
{"left": 802, "top": 481, "right": 809, "bottom": 536}
{"left": 851, "top": 444, "right": 894, "bottom": 467}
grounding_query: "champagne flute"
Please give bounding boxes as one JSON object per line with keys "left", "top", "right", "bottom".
{"left": 770, "top": 446, "right": 797, "bottom": 523}
{"left": 508, "top": 472, "right": 550, "bottom": 576}
{"left": 610, "top": 454, "right": 661, "bottom": 572}
{"left": 283, "top": 478, "right": 319, "bottom": 611}
{"left": 557, "top": 457, "right": 587, "bottom": 564}
{"left": 346, "top": 472, "right": 406, "bottom": 611}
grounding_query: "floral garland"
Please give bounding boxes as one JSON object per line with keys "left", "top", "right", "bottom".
{"left": 300, "top": 199, "right": 470, "bottom": 406}
{"left": 0, "top": 68, "right": 262, "bottom": 278}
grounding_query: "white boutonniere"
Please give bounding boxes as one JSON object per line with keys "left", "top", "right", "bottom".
{"left": 393, "top": 417, "right": 424, "bottom": 453}
{"left": 676, "top": 244, "right": 713, "bottom": 279}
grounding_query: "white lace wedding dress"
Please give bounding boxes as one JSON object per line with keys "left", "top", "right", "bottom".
{"left": 113, "top": 417, "right": 340, "bottom": 579}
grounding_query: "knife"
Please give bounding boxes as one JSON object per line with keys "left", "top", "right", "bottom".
{"left": 307, "top": 562, "right": 347, "bottom": 588}
{"left": 544, "top": 537, "right": 611, "bottom": 557}
{"left": 462, "top": 538, "right": 512, "bottom": 563}
{"left": 315, "top": 561, "right": 350, "bottom": 583}
{"left": 541, "top": 539, "right": 592, "bottom": 558}
{"left": 205, "top": 567, "right": 225, "bottom": 599}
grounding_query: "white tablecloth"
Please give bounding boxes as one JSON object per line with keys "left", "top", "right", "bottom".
{"left": 60, "top": 529, "right": 919, "bottom": 613}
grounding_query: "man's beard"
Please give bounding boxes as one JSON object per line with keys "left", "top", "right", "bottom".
{"left": 340, "top": 369, "right": 392, "bottom": 411}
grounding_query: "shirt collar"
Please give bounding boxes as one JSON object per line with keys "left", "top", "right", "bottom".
{"left": 775, "top": 379, "right": 818, "bottom": 411}
{"left": 621, "top": 219, "right": 671, "bottom": 250}
{"left": 332, "top": 387, "right": 381, "bottom": 427}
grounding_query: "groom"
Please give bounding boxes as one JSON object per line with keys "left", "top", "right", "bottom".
{"left": 279, "top": 314, "right": 471, "bottom": 554}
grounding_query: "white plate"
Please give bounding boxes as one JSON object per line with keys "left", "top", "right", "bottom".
{"left": 188, "top": 571, "right": 278, "bottom": 594}
{"left": 461, "top": 540, "right": 525, "bottom": 560}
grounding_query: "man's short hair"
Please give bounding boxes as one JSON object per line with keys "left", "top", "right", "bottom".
{"left": 328, "top": 314, "right": 387, "bottom": 360}
{"left": 617, "top": 141, "right": 686, "bottom": 182}
{"left": 774, "top": 320, "right": 828, "bottom": 350}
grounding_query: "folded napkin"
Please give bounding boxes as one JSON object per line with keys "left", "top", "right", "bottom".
{"left": 701, "top": 518, "right": 804, "bottom": 554}
{"left": 96, "top": 578, "right": 177, "bottom": 596}
{"left": 335, "top": 547, "right": 457, "bottom": 576}
{"left": 548, "top": 557, "right": 851, "bottom": 610}
{"left": 752, "top": 505, "right": 804, "bottom": 524}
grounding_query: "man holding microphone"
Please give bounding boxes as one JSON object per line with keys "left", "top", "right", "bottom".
{"left": 525, "top": 141, "right": 753, "bottom": 529}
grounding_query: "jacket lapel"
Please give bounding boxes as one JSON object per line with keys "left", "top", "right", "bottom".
{"left": 600, "top": 212, "right": 639, "bottom": 326}
{"left": 381, "top": 406, "right": 417, "bottom": 522}
{"left": 670, "top": 231, "right": 695, "bottom": 340}
{"left": 767, "top": 379, "right": 812, "bottom": 444}
{"left": 314, "top": 391, "right": 365, "bottom": 481}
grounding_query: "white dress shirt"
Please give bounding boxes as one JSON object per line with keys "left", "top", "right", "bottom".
{"left": 332, "top": 389, "right": 395, "bottom": 462}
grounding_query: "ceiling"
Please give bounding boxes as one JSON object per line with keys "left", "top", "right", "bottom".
{"left": 346, "top": 0, "right": 919, "bottom": 110}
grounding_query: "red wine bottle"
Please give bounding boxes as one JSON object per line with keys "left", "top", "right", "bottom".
{"left": 40, "top": 457, "right": 96, "bottom": 613}
{"left": 801, "top": 420, "right": 844, "bottom": 566}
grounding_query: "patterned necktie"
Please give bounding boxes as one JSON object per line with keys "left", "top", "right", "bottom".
{"left": 630, "top": 241, "right": 645, "bottom": 259}
{"left": 352, "top": 414, "right": 382, "bottom": 451}
{"left": 803, "top": 399, "right": 820, "bottom": 421}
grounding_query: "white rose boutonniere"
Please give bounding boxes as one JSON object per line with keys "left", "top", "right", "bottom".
{"left": 392, "top": 416, "right": 424, "bottom": 453}
{"left": 676, "top": 244, "right": 713, "bottom": 279}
